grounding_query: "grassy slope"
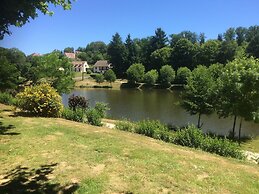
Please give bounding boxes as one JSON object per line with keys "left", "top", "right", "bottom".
{"left": 0, "top": 104, "right": 258, "bottom": 194}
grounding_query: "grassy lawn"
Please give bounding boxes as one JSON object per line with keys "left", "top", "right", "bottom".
{"left": 0, "top": 104, "right": 258, "bottom": 194}
{"left": 240, "top": 137, "right": 259, "bottom": 153}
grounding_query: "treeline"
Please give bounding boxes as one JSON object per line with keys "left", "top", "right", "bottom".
{"left": 70, "top": 25, "right": 259, "bottom": 77}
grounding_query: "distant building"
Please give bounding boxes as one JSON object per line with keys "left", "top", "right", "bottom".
{"left": 30, "top": 53, "right": 41, "bottom": 57}
{"left": 93, "top": 60, "right": 112, "bottom": 73}
{"left": 64, "top": 52, "right": 76, "bottom": 60}
{"left": 72, "top": 61, "right": 89, "bottom": 72}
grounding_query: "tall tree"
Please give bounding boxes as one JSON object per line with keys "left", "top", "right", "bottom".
{"left": 217, "top": 34, "right": 223, "bottom": 42}
{"left": 235, "top": 27, "right": 247, "bottom": 46}
{"left": 151, "top": 28, "right": 168, "bottom": 50}
{"left": 197, "top": 40, "right": 220, "bottom": 66}
{"left": 0, "top": 0, "right": 74, "bottom": 39}
{"left": 246, "top": 34, "right": 259, "bottom": 58}
{"left": 125, "top": 34, "right": 139, "bottom": 69}
{"left": 171, "top": 38, "right": 198, "bottom": 69}
{"left": 224, "top": 27, "right": 236, "bottom": 41}
{"left": 199, "top": 33, "right": 206, "bottom": 45}
{"left": 150, "top": 47, "right": 172, "bottom": 70}
{"left": 182, "top": 66, "right": 214, "bottom": 128}
{"left": 217, "top": 41, "right": 238, "bottom": 64}
{"left": 64, "top": 47, "right": 74, "bottom": 53}
{"left": 107, "top": 33, "right": 127, "bottom": 77}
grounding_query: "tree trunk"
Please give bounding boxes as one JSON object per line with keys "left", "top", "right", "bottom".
{"left": 82, "top": 72, "right": 84, "bottom": 81}
{"left": 232, "top": 115, "right": 237, "bottom": 139}
{"left": 238, "top": 117, "right": 243, "bottom": 145}
{"left": 198, "top": 113, "right": 201, "bottom": 128}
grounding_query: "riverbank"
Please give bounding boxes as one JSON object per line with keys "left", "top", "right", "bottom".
{"left": 0, "top": 103, "right": 259, "bottom": 193}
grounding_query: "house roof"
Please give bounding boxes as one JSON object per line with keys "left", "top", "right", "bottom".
{"left": 64, "top": 52, "right": 76, "bottom": 59}
{"left": 30, "top": 53, "right": 41, "bottom": 57}
{"left": 93, "top": 60, "right": 110, "bottom": 67}
{"left": 72, "top": 61, "right": 89, "bottom": 68}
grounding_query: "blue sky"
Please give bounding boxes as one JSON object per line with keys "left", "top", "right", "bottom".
{"left": 0, "top": 0, "right": 259, "bottom": 55}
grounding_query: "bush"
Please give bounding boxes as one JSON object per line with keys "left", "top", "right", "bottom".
{"left": 135, "top": 120, "right": 168, "bottom": 138}
{"left": 171, "top": 125, "right": 244, "bottom": 159}
{"left": 126, "top": 63, "right": 145, "bottom": 84}
{"left": 94, "top": 102, "right": 109, "bottom": 118}
{"left": 16, "top": 83, "right": 63, "bottom": 117}
{"left": 68, "top": 94, "right": 89, "bottom": 111}
{"left": 175, "top": 67, "right": 191, "bottom": 84}
{"left": 62, "top": 107, "right": 87, "bottom": 122}
{"left": 104, "top": 69, "right": 116, "bottom": 84}
{"left": 86, "top": 108, "right": 102, "bottom": 126}
{"left": 95, "top": 74, "right": 104, "bottom": 84}
{"left": 87, "top": 69, "right": 92, "bottom": 74}
{"left": 115, "top": 120, "right": 135, "bottom": 132}
{"left": 0, "top": 92, "right": 17, "bottom": 105}
{"left": 159, "top": 65, "right": 175, "bottom": 87}
{"left": 143, "top": 70, "right": 159, "bottom": 85}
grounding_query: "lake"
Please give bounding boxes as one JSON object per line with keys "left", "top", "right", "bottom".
{"left": 62, "top": 88, "right": 259, "bottom": 137}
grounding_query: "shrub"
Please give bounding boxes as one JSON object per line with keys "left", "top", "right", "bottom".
{"left": 16, "top": 83, "right": 63, "bottom": 117}
{"left": 143, "top": 70, "right": 159, "bottom": 85}
{"left": 68, "top": 94, "right": 89, "bottom": 111}
{"left": 115, "top": 120, "right": 135, "bottom": 132}
{"left": 171, "top": 125, "right": 244, "bottom": 159}
{"left": 104, "top": 69, "right": 116, "bottom": 84}
{"left": 87, "top": 69, "right": 92, "bottom": 74}
{"left": 62, "top": 107, "right": 87, "bottom": 122}
{"left": 126, "top": 63, "right": 145, "bottom": 84}
{"left": 86, "top": 108, "right": 102, "bottom": 126}
{"left": 95, "top": 74, "right": 104, "bottom": 84}
{"left": 175, "top": 67, "right": 191, "bottom": 84}
{"left": 135, "top": 120, "right": 168, "bottom": 138}
{"left": 159, "top": 65, "right": 175, "bottom": 87}
{"left": 172, "top": 125, "right": 204, "bottom": 148}
{"left": 0, "top": 92, "right": 17, "bottom": 105}
{"left": 94, "top": 102, "right": 109, "bottom": 118}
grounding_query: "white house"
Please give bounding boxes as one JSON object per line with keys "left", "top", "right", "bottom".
{"left": 72, "top": 61, "right": 89, "bottom": 72}
{"left": 93, "top": 60, "right": 111, "bottom": 73}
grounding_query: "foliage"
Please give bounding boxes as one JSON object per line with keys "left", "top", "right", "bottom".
{"left": 94, "top": 102, "right": 109, "bottom": 118}
{"left": 0, "top": 55, "right": 20, "bottom": 91}
{"left": 68, "top": 94, "right": 88, "bottom": 111}
{"left": 62, "top": 107, "right": 87, "bottom": 123}
{"left": 175, "top": 67, "right": 191, "bottom": 84}
{"left": 182, "top": 66, "right": 214, "bottom": 128}
{"left": 107, "top": 33, "right": 127, "bottom": 77}
{"left": 104, "top": 69, "right": 116, "bottom": 84}
{"left": 126, "top": 63, "right": 145, "bottom": 84}
{"left": 0, "top": 0, "right": 74, "bottom": 39}
{"left": 27, "top": 52, "right": 75, "bottom": 94}
{"left": 246, "top": 34, "right": 259, "bottom": 58}
{"left": 64, "top": 47, "right": 74, "bottom": 53}
{"left": 171, "top": 125, "right": 244, "bottom": 159}
{"left": 143, "top": 70, "right": 159, "bottom": 85}
{"left": 159, "top": 65, "right": 175, "bottom": 87}
{"left": 125, "top": 34, "right": 140, "bottom": 69}
{"left": 170, "top": 38, "right": 198, "bottom": 69}
{"left": 94, "top": 74, "right": 104, "bottom": 84}
{"left": 16, "top": 83, "right": 63, "bottom": 117}
{"left": 135, "top": 119, "right": 168, "bottom": 138}
{"left": 115, "top": 120, "right": 135, "bottom": 132}
{"left": 150, "top": 47, "right": 172, "bottom": 70}
{"left": 150, "top": 28, "right": 168, "bottom": 50}
{"left": 197, "top": 40, "right": 220, "bottom": 66}
{"left": 0, "top": 92, "right": 17, "bottom": 105}
{"left": 217, "top": 40, "right": 238, "bottom": 64}
{"left": 86, "top": 108, "right": 103, "bottom": 126}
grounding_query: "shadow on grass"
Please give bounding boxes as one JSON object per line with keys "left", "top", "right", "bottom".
{"left": 0, "top": 163, "right": 79, "bottom": 194}
{"left": 0, "top": 122, "right": 19, "bottom": 135}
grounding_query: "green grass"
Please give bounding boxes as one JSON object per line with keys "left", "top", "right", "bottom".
{"left": 240, "top": 137, "right": 259, "bottom": 153}
{"left": 0, "top": 104, "right": 259, "bottom": 194}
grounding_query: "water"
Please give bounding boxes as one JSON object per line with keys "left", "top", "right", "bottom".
{"left": 62, "top": 88, "right": 259, "bottom": 137}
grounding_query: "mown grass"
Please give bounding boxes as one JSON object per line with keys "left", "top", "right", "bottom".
{"left": 0, "top": 104, "right": 258, "bottom": 194}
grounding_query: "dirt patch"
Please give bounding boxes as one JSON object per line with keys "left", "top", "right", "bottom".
{"left": 197, "top": 173, "right": 210, "bottom": 180}
{"left": 91, "top": 164, "right": 105, "bottom": 175}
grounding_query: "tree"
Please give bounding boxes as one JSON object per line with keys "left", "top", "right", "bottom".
{"left": 30, "top": 52, "right": 75, "bottom": 94}
{"left": 104, "top": 69, "right": 116, "bottom": 85}
{"left": 95, "top": 74, "right": 104, "bottom": 84}
{"left": 143, "top": 70, "right": 159, "bottom": 85}
{"left": 197, "top": 40, "right": 220, "bottom": 66}
{"left": 170, "top": 31, "right": 198, "bottom": 46}
{"left": 216, "top": 57, "right": 259, "bottom": 139}
{"left": 0, "top": 56, "right": 20, "bottom": 91}
{"left": 0, "top": 0, "right": 74, "bottom": 39}
{"left": 107, "top": 33, "right": 127, "bottom": 77}
{"left": 217, "top": 34, "right": 223, "bottom": 42}
{"left": 125, "top": 34, "right": 139, "bottom": 69}
{"left": 182, "top": 66, "right": 214, "bottom": 128}
{"left": 217, "top": 41, "right": 238, "bottom": 64}
{"left": 224, "top": 27, "right": 236, "bottom": 41}
{"left": 246, "top": 34, "right": 259, "bottom": 58}
{"left": 64, "top": 47, "right": 74, "bottom": 53}
{"left": 170, "top": 38, "right": 198, "bottom": 69}
{"left": 175, "top": 67, "right": 191, "bottom": 85}
{"left": 235, "top": 27, "right": 247, "bottom": 46}
{"left": 199, "top": 33, "right": 206, "bottom": 45}
{"left": 126, "top": 63, "right": 145, "bottom": 84}
{"left": 150, "top": 47, "right": 172, "bottom": 70}
{"left": 159, "top": 65, "right": 175, "bottom": 87}
{"left": 150, "top": 28, "right": 168, "bottom": 50}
